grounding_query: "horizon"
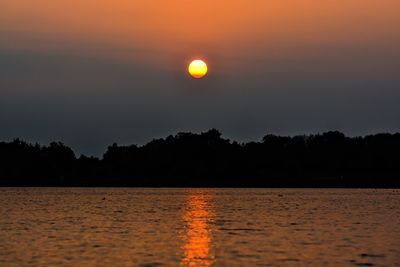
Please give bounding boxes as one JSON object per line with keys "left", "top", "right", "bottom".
{"left": 3, "top": 129, "right": 400, "bottom": 157}
{"left": 2, "top": 129, "right": 400, "bottom": 158}
{"left": 2, "top": 129, "right": 399, "bottom": 188}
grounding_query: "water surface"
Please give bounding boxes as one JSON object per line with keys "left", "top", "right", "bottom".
{"left": 1, "top": 188, "right": 399, "bottom": 266}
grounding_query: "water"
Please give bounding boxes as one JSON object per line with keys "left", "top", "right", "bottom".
{"left": 0, "top": 188, "right": 399, "bottom": 266}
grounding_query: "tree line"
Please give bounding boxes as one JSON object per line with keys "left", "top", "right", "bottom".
{"left": 0, "top": 129, "right": 399, "bottom": 187}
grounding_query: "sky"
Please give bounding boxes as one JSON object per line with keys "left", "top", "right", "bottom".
{"left": 1, "top": 0, "right": 400, "bottom": 155}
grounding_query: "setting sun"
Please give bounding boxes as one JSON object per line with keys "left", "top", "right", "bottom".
{"left": 188, "top": 60, "right": 208, "bottom": 79}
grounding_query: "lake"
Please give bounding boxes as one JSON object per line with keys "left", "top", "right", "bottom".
{"left": 0, "top": 188, "right": 399, "bottom": 266}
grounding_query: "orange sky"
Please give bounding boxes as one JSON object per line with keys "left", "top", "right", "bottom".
{"left": 1, "top": 0, "right": 399, "bottom": 72}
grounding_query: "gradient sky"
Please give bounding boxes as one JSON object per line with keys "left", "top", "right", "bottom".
{"left": 1, "top": 0, "right": 400, "bottom": 155}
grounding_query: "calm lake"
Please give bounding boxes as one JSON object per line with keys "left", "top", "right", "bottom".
{"left": 0, "top": 188, "right": 399, "bottom": 266}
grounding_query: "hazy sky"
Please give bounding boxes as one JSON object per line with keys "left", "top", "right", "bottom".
{"left": 1, "top": 0, "right": 400, "bottom": 155}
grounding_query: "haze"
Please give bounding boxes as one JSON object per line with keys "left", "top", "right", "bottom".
{"left": 1, "top": 0, "right": 399, "bottom": 155}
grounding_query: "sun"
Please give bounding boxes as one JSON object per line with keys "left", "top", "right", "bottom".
{"left": 188, "top": 60, "right": 208, "bottom": 79}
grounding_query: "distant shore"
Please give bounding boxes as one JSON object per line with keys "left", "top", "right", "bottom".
{"left": 1, "top": 129, "right": 399, "bottom": 188}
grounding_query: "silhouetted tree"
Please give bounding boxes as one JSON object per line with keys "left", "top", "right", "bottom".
{"left": 0, "top": 131, "right": 399, "bottom": 187}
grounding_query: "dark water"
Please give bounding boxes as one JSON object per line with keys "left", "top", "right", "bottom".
{"left": 0, "top": 188, "right": 399, "bottom": 266}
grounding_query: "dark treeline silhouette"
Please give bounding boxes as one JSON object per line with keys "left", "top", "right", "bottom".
{"left": 1, "top": 130, "right": 399, "bottom": 187}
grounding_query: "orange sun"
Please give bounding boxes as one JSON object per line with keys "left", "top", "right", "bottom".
{"left": 188, "top": 60, "right": 208, "bottom": 79}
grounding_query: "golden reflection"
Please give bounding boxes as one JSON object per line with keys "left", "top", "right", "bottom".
{"left": 180, "top": 192, "right": 215, "bottom": 267}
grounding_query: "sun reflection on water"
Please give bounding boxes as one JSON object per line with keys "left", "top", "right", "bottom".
{"left": 180, "top": 191, "right": 215, "bottom": 267}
